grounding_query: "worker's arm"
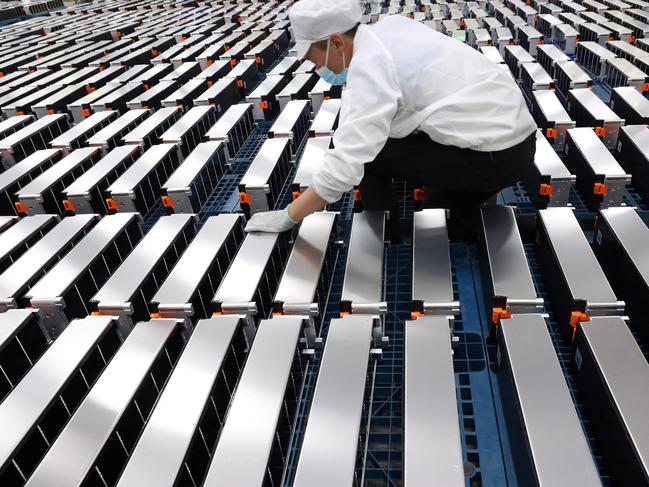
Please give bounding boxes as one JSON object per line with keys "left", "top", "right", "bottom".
{"left": 246, "top": 42, "right": 401, "bottom": 233}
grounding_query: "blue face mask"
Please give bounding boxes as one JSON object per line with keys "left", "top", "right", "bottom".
{"left": 316, "top": 39, "right": 348, "bottom": 86}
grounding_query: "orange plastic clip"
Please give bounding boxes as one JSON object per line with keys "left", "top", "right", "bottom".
{"left": 594, "top": 182, "right": 608, "bottom": 195}
{"left": 161, "top": 195, "right": 174, "bottom": 208}
{"left": 105, "top": 198, "right": 118, "bottom": 211}
{"left": 46, "top": 109, "right": 55, "bottom": 115}
{"left": 340, "top": 311, "right": 350, "bottom": 317}
{"left": 411, "top": 310, "right": 424, "bottom": 320}
{"left": 239, "top": 192, "right": 251, "bottom": 204}
{"left": 206, "top": 59, "right": 213, "bottom": 66}
{"left": 642, "top": 83, "right": 649, "bottom": 93}
{"left": 14, "top": 201, "right": 27, "bottom": 214}
{"left": 90, "top": 311, "right": 101, "bottom": 316}
{"left": 150, "top": 312, "right": 161, "bottom": 318}
{"left": 492, "top": 307, "right": 511, "bottom": 324}
{"left": 15, "top": 111, "right": 24, "bottom": 116}
{"left": 630, "top": 36, "right": 636, "bottom": 43}
{"left": 260, "top": 100, "right": 269, "bottom": 109}
{"left": 0, "top": 72, "right": 5, "bottom": 77}
{"left": 230, "top": 59, "right": 237, "bottom": 67}
{"left": 62, "top": 199, "right": 75, "bottom": 212}
{"left": 86, "top": 86, "right": 96, "bottom": 94}
{"left": 539, "top": 183, "right": 554, "bottom": 196}
{"left": 151, "top": 49, "right": 158, "bottom": 57}
{"left": 236, "top": 79, "right": 244, "bottom": 88}
{"left": 207, "top": 80, "right": 213, "bottom": 88}
{"left": 413, "top": 188, "right": 425, "bottom": 201}
{"left": 292, "top": 191, "right": 301, "bottom": 200}
{"left": 224, "top": 45, "right": 231, "bottom": 52}
{"left": 81, "top": 108, "right": 91, "bottom": 118}
{"left": 569, "top": 311, "right": 589, "bottom": 341}
{"left": 255, "top": 56, "right": 262, "bottom": 64}
{"left": 594, "top": 126, "right": 607, "bottom": 137}
{"left": 546, "top": 127, "right": 558, "bottom": 138}
{"left": 354, "top": 189, "right": 361, "bottom": 202}
{"left": 212, "top": 311, "right": 223, "bottom": 315}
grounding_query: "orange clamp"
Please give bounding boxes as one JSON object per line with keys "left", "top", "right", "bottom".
{"left": 353, "top": 189, "right": 361, "bottom": 202}
{"left": 207, "top": 80, "right": 213, "bottom": 88}
{"left": 224, "top": 45, "right": 231, "bottom": 51}
{"left": 62, "top": 199, "right": 75, "bottom": 212}
{"left": 161, "top": 195, "right": 174, "bottom": 208}
{"left": 292, "top": 191, "right": 301, "bottom": 200}
{"left": 239, "top": 192, "right": 251, "bottom": 204}
{"left": 0, "top": 72, "right": 4, "bottom": 77}
{"left": 260, "top": 100, "right": 269, "bottom": 109}
{"left": 642, "top": 83, "right": 649, "bottom": 93}
{"left": 46, "top": 109, "right": 55, "bottom": 115}
{"left": 90, "top": 311, "right": 101, "bottom": 316}
{"left": 413, "top": 188, "right": 425, "bottom": 201}
{"left": 630, "top": 36, "right": 636, "bottom": 43}
{"left": 150, "top": 312, "right": 161, "bottom": 318}
{"left": 143, "top": 83, "right": 150, "bottom": 90}
{"left": 411, "top": 310, "right": 424, "bottom": 320}
{"left": 14, "top": 201, "right": 27, "bottom": 214}
{"left": 546, "top": 127, "right": 558, "bottom": 138}
{"left": 151, "top": 49, "right": 158, "bottom": 57}
{"left": 212, "top": 311, "right": 223, "bottom": 315}
{"left": 569, "top": 311, "right": 589, "bottom": 341}
{"left": 206, "top": 59, "right": 213, "bottom": 66}
{"left": 255, "top": 56, "right": 262, "bottom": 64}
{"left": 593, "top": 182, "right": 608, "bottom": 195}
{"left": 539, "top": 183, "right": 554, "bottom": 196}
{"left": 594, "top": 126, "right": 607, "bottom": 137}
{"left": 491, "top": 307, "right": 511, "bottom": 324}
{"left": 236, "top": 79, "right": 244, "bottom": 88}
{"left": 340, "top": 311, "right": 350, "bottom": 317}
{"left": 86, "top": 86, "right": 95, "bottom": 94}
{"left": 15, "top": 111, "right": 24, "bottom": 116}
{"left": 81, "top": 108, "right": 91, "bottom": 118}
{"left": 105, "top": 198, "right": 118, "bottom": 211}
{"left": 230, "top": 59, "right": 237, "bottom": 67}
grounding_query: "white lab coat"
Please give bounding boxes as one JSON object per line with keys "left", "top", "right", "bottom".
{"left": 311, "top": 15, "right": 538, "bottom": 203}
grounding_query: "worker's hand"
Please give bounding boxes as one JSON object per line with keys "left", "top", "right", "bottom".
{"left": 245, "top": 207, "right": 300, "bottom": 233}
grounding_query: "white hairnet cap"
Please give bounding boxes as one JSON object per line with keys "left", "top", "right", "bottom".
{"left": 289, "top": 0, "right": 362, "bottom": 59}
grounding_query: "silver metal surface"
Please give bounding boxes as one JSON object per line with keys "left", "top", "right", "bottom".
{"left": 49, "top": 111, "right": 117, "bottom": 153}
{"left": 293, "top": 314, "right": 374, "bottom": 487}
{"left": 116, "top": 316, "right": 243, "bottom": 487}
{"left": 598, "top": 207, "right": 649, "bottom": 286}
{"left": 26, "top": 213, "right": 140, "bottom": 335}
{"left": 106, "top": 144, "right": 176, "bottom": 196}
{"left": 411, "top": 209, "right": 458, "bottom": 315}
{"left": 566, "top": 127, "right": 629, "bottom": 176}
{"left": 481, "top": 206, "right": 543, "bottom": 313}
{"left": 0, "top": 215, "right": 96, "bottom": 311}
{"left": 577, "top": 316, "right": 649, "bottom": 477}
{"left": 539, "top": 208, "right": 622, "bottom": 307}
{"left": 274, "top": 211, "right": 337, "bottom": 314}
{"left": 121, "top": 107, "right": 180, "bottom": 146}
{"left": 0, "top": 309, "right": 40, "bottom": 350}
{"left": 152, "top": 214, "right": 240, "bottom": 318}
{"left": 293, "top": 137, "right": 330, "bottom": 192}
{"left": 309, "top": 98, "right": 340, "bottom": 137}
{"left": 404, "top": 316, "right": 464, "bottom": 487}
{"left": 62, "top": 145, "right": 140, "bottom": 213}
{"left": 341, "top": 211, "right": 386, "bottom": 314}
{"left": 203, "top": 315, "right": 306, "bottom": 487}
{"left": 213, "top": 231, "right": 280, "bottom": 313}
{"left": 569, "top": 88, "right": 623, "bottom": 121}
{"left": 269, "top": 99, "right": 309, "bottom": 137}
{"left": 239, "top": 137, "right": 290, "bottom": 213}
{"left": 161, "top": 79, "right": 206, "bottom": 108}
{"left": 0, "top": 315, "right": 115, "bottom": 471}
{"left": 17, "top": 147, "right": 100, "bottom": 215}
{"left": 532, "top": 130, "right": 575, "bottom": 206}
{"left": 499, "top": 314, "right": 602, "bottom": 487}
{"left": 25, "top": 319, "right": 179, "bottom": 487}
{"left": 85, "top": 109, "right": 150, "bottom": 151}
{"left": 91, "top": 214, "right": 194, "bottom": 317}
{"left": 160, "top": 106, "right": 213, "bottom": 142}
{"left": 0, "top": 214, "right": 56, "bottom": 263}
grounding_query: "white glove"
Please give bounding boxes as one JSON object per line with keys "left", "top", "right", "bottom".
{"left": 245, "top": 207, "right": 300, "bottom": 233}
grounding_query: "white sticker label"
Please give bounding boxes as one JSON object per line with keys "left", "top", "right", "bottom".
{"left": 575, "top": 348, "right": 582, "bottom": 370}
{"left": 596, "top": 229, "right": 603, "bottom": 245}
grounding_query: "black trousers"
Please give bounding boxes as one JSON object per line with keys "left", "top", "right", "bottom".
{"left": 357, "top": 131, "right": 537, "bottom": 239}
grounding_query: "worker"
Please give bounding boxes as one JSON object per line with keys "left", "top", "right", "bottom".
{"left": 245, "top": 0, "right": 538, "bottom": 240}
